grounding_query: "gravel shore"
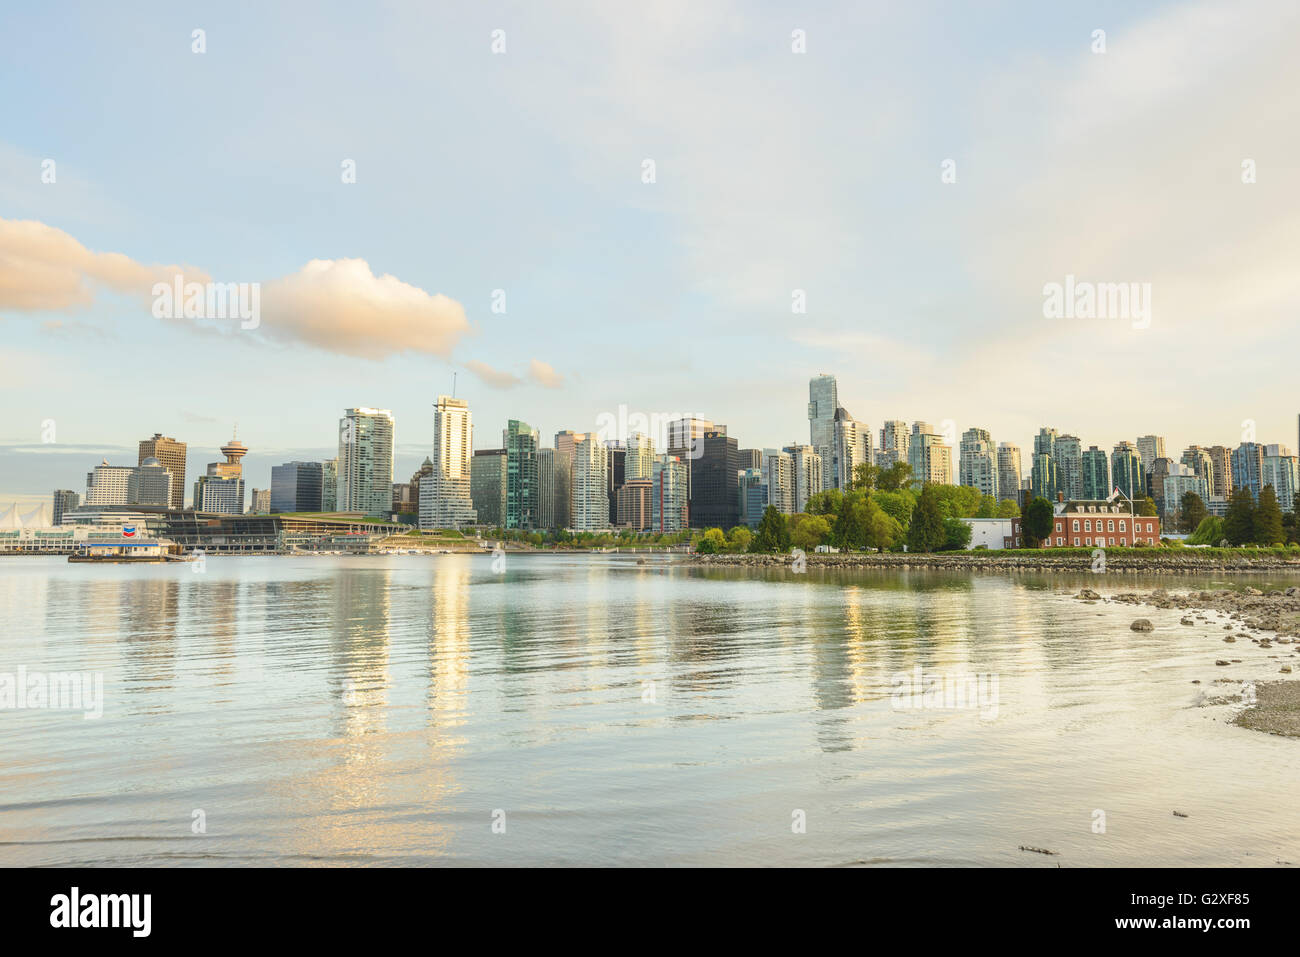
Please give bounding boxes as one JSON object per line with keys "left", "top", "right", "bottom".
{"left": 688, "top": 551, "right": 1300, "bottom": 573}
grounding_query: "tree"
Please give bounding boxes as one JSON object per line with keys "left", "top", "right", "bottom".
{"left": 1179, "top": 491, "right": 1207, "bottom": 534}
{"left": 728, "top": 526, "right": 753, "bottom": 552}
{"left": 1223, "top": 487, "right": 1256, "bottom": 546}
{"left": 941, "top": 517, "right": 973, "bottom": 551}
{"left": 851, "top": 462, "right": 879, "bottom": 491}
{"left": 975, "top": 494, "right": 999, "bottom": 518}
{"left": 753, "top": 506, "right": 792, "bottom": 552}
{"left": 791, "top": 514, "right": 830, "bottom": 551}
{"left": 872, "top": 489, "right": 916, "bottom": 534}
{"left": 1021, "top": 496, "right": 1054, "bottom": 548}
{"left": 930, "top": 484, "right": 981, "bottom": 520}
{"left": 906, "top": 485, "right": 947, "bottom": 552}
{"left": 831, "top": 491, "right": 870, "bottom": 549}
{"left": 875, "top": 461, "right": 913, "bottom": 492}
{"left": 1187, "top": 515, "right": 1225, "bottom": 546}
{"left": 694, "top": 527, "right": 726, "bottom": 554}
{"left": 806, "top": 489, "right": 842, "bottom": 517}
{"left": 864, "top": 499, "right": 903, "bottom": 550}
{"left": 1137, "top": 496, "right": 1158, "bottom": 517}
{"left": 1254, "top": 485, "right": 1284, "bottom": 545}
{"left": 995, "top": 498, "right": 1021, "bottom": 518}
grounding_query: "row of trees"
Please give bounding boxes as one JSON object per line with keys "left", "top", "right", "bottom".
{"left": 1187, "top": 486, "right": 1300, "bottom": 546}
{"left": 695, "top": 462, "right": 1023, "bottom": 554}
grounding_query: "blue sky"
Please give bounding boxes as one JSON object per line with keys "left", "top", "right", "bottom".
{"left": 3, "top": 0, "right": 1298, "bottom": 504}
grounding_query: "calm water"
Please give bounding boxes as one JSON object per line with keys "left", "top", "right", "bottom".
{"left": 2, "top": 554, "right": 1298, "bottom": 867}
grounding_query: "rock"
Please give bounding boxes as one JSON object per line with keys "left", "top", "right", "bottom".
{"left": 1172, "top": 810, "right": 1189, "bottom": 818}
{"left": 1223, "top": 636, "right": 1236, "bottom": 642}
{"left": 1282, "top": 666, "right": 1293, "bottom": 673}
{"left": 1131, "top": 619, "right": 1154, "bottom": 632}
{"left": 1077, "top": 589, "right": 1101, "bottom": 600}
{"left": 1216, "top": 660, "right": 1231, "bottom": 666}
{"left": 1180, "top": 617, "right": 1195, "bottom": 625}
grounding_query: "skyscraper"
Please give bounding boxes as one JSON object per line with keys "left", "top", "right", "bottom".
{"left": 878, "top": 420, "right": 910, "bottom": 471}
{"left": 321, "top": 458, "right": 338, "bottom": 511}
{"left": 761, "top": 448, "right": 795, "bottom": 514}
{"left": 338, "top": 408, "right": 395, "bottom": 517}
{"left": 470, "top": 449, "right": 508, "bottom": 528}
{"left": 652, "top": 454, "right": 688, "bottom": 533}
{"left": 420, "top": 396, "right": 477, "bottom": 530}
{"left": 138, "top": 433, "right": 187, "bottom": 508}
{"left": 1082, "top": 446, "right": 1110, "bottom": 500}
{"left": 807, "top": 374, "right": 838, "bottom": 482}
{"left": 831, "top": 408, "right": 871, "bottom": 490}
{"left": 958, "top": 427, "right": 998, "bottom": 499}
{"left": 128, "top": 458, "right": 172, "bottom": 506}
{"left": 536, "top": 448, "right": 556, "bottom": 530}
{"left": 1207, "top": 446, "right": 1233, "bottom": 499}
{"left": 1262, "top": 445, "right": 1299, "bottom": 513}
{"left": 996, "top": 443, "right": 1022, "bottom": 504}
{"left": 504, "top": 419, "right": 539, "bottom": 530}
{"left": 571, "top": 434, "right": 609, "bottom": 532}
{"left": 1136, "top": 435, "right": 1167, "bottom": 476}
{"left": 1111, "top": 441, "right": 1144, "bottom": 500}
{"left": 1230, "top": 442, "right": 1264, "bottom": 499}
{"left": 783, "top": 444, "right": 823, "bottom": 513}
{"left": 1180, "top": 446, "right": 1215, "bottom": 496}
{"left": 690, "top": 431, "right": 739, "bottom": 529}
{"left": 1055, "top": 434, "right": 1084, "bottom": 500}
{"left": 271, "top": 461, "right": 324, "bottom": 513}
{"left": 625, "top": 432, "right": 654, "bottom": 481}
{"left": 909, "top": 422, "right": 949, "bottom": 486}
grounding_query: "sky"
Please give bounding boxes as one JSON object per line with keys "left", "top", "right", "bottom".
{"left": 2, "top": 0, "right": 1298, "bottom": 506}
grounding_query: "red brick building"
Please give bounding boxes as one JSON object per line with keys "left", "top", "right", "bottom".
{"left": 1006, "top": 494, "right": 1160, "bottom": 548}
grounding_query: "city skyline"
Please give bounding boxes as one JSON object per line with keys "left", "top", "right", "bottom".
{"left": 4, "top": 1, "right": 1300, "bottom": 506}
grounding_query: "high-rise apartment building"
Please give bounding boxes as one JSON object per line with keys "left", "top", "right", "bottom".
{"left": 1111, "top": 441, "right": 1144, "bottom": 500}
{"left": 616, "top": 478, "right": 653, "bottom": 530}
{"left": 738, "top": 467, "right": 767, "bottom": 527}
{"left": 996, "top": 443, "right": 1022, "bottom": 504}
{"left": 652, "top": 455, "right": 688, "bottom": 533}
{"left": 831, "top": 408, "right": 871, "bottom": 490}
{"left": 783, "top": 444, "right": 823, "bottom": 513}
{"left": 138, "top": 433, "right": 187, "bottom": 508}
{"left": 606, "top": 441, "right": 626, "bottom": 525}
{"left": 1055, "top": 434, "right": 1084, "bottom": 500}
{"left": 338, "top": 408, "right": 395, "bottom": 517}
{"left": 1262, "top": 445, "right": 1299, "bottom": 513}
{"left": 571, "top": 434, "right": 609, "bottom": 532}
{"left": 909, "top": 422, "right": 950, "bottom": 486}
{"left": 1082, "top": 446, "right": 1110, "bottom": 501}
{"left": 420, "top": 396, "right": 477, "bottom": 530}
{"left": 878, "top": 420, "right": 910, "bottom": 472}
{"left": 1136, "top": 435, "right": 1167, "bottom": 476}
{"left": 1231, "top": 442, "right": 1264, "bottom": 499}
{"left": 761, "top": 448, "right": 795, "bottom": 515}
{"left": 1207, "top": 446, "right": 1232, "bottom": 499}
{"left": 625, "top": 432, "right": 654, "bottom": 481}
{"left": 959, "top": 428, "right": 998, "bottom": 499}
{"left": 1180, "top": 446, "right": 1215, "bottom": 496}
{"left": 193, "top": 434, "right": 247, "bottom": 515}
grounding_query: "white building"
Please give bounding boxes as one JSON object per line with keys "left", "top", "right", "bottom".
{"left": 338, "top": 407, "right": 395, "bottom": 517}
{"left": 652, "top": 454, "right": 688, "bottom": 533}
{"left": 959, "top": 428, "right": 998, "bottom": 499}
{"left": 571, "top": 434, "right": 608, "bottom": 531}
{"left": 421, "top": 396, "right": 477, "bottom": 529}
{"left": 85, "top": 461, "right": 135, "bottom": 506}
{"left": 961, "top": 518, "right": 1015, "bottom": 550}
{"left": 783, "top": 444, "right": 823, "bottom": 513}
{"left": 625, "top": 431, "right": 655, "bottom": 482}
{"left": 761, "top": 448, "right": 795, "bottom": 514}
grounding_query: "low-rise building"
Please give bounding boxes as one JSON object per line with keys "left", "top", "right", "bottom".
{"left": 1007, "top": 494, "right": 1161, "bottom": 547}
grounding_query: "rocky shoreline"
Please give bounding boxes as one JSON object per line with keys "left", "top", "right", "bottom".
{"left": 1074, "top": 585, "right": 1300, "bottom": 738}
{"left": 688, "top": 552, "right": 1300, "bottom": 573}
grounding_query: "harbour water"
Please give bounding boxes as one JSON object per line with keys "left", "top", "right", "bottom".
{"left": 1, "top": 554, "right": 1297, "bottom": 867}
